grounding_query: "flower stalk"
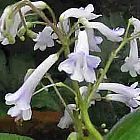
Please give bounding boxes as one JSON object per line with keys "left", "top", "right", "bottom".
{"left": 88, "top": 39, "right": 128, "bottom": 104}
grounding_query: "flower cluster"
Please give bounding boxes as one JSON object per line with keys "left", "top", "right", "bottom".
{"left": 0, "top": 1, "right": 47, "bottom": 45}
{"left": 121, "top": 17, "right": 140, "bottom": 77}
{"left": 1, "top": 2, "right": 140, "bottom": 136}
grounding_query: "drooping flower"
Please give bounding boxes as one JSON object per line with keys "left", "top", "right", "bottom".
{"left": 129, "top": 17, "right": 140, "bottom": 35}
{"left": 79, "top": 18, "right": 125, "bottom": 42}
{"left": 80, "top": 86, "right": 101, "bottom": 105}
{"left": 57, "top": 86, "right": 101, "bottom": 129}
{"left": 85, "top": 28, "right": 103, "bottom": 52}
{"left": 5, "top": 53, "right": 58, "bottom": 121}
{"left": 59, "top": 4, "right": 101, "bottom": 21}
{"left": 0, "top": 1, "right": 47, "bottom": 45}
{"left": 57, "top": 104, "right": 76, "bottom": 129}
{"left": 121, "top": 39, "right": 140, "bottom": 77}
{"left": 58, "top": 30, "right": 101, "bottom": 83}
{"left": 98, "top": 82, "right": 140, "bottom": 111}
{"left": 33, "top": 26, "right": 57, "bottom": 51}
{"left": 57, "top": 19, "right": 70, "bottom": 33}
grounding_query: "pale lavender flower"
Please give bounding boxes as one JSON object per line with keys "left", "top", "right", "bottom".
{"left": 57, "top": 104, "right": 76, "bottom": 129}
{"left": 79, "top": 18, "right": 125, "bottom": 42}
{"left": 80, "top": 86, "right": 101, "bottom": 105}
{"left": 98, "top": 82, "right": 140, "bottom": 111}
{"left": 57, "top": 19, "right": 70, "bottom": 33}
{"left": 86, "top": 28, "right": 103, "bottom": 52}
{"left": 58, "top": 86, "right": 101, "bottom": 129}
{"left": 58, "top": 30, "right": 101, "bottom": 83}
{"left": 129, "top": 17, "right": 140, "bottom": 35}
{"left": 60, "top": 4, "right": 101, "bottom": 21}
{"left": 121, "top": 39, "right": 140, "bottom": 77}
{"left": 0, "top": 1, "right": 47, "bottom": 45}
{"left": 5, "top": 53, "right": 58, "bottom": 121}
{"left": 33, "top": 26, "right": 56, "bottom": 51}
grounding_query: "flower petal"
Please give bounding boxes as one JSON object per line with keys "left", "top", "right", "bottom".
{"left": 80, "top": 18, "right": 124, "bottom": 42}
{"left": 22, "top": 108, "right": 32, "bottom": 120}
{"left": 129, "top": 39, "right": 138, "bottom": 60}
{"left": 129, "top": 69, "right": 137, "bottom": 77}
{"left": 60, "top": 4, "right": 101, "bottom": 20}
{"left": 86, "top": 55, "right": 101, "bottom": 68}
{"left": 86, "top": 28, "right": 102, "bottom": 52}
{"left": 58, "top": 58, "right": 75, "bottom": 74}
{"left": 121, "top": 63, "right": 129, "bottom": 72}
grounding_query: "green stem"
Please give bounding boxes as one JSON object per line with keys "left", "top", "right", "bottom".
{"left": 33, "top": 83, "right": 56, "bottom": 95}
{"left": 44, "top": 3, "right": 57, "bottom": 25}
{"left": 81, "top": 102, "right": 103, "bottom": 140}
{"left": 46, "top": 75, "right": 75, "bottom": 122}
{"left": 56, "top": 82, "right": 77, "bottom": 95}
{"left": 18, "top": 9, "right": 27, "bottom": 30}
{"left": 124, "top": 20, "right": 131, "bottom": 39}
{"left": 31, "top": 21, "right": 49, "bottom": 26}
{"left": 88, "top": 39, "right": 128, "bottom": 103}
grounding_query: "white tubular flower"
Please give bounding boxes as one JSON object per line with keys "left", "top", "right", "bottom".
{"left": 80, "top": 86, "right": 101, "bottom": 105}
{"left": 129, "top": 17, "right": 140, "bottom": 34}
{"left": 5, "top": 53, "right": 58, "bottom": 121}
{"left": 86, "top": 28, "right": 103, "bottom": 52}
{"left": 60, "top": 4, "right": 101, "bottom": 21}
{"left": 58, "top": 30, "right": 101, "bottom": 83}
{"left": 0, "top": 1, "right": 47, "bottom": 45}
{"left": 57, "top": 104, "right": 76, "bottom": 129}
{"left": 121, "top": 39, "right": 140, "bottom": 77}
{"left": 33, "top": 26, "right": 56, "bottom": 51}
{"left": 80, "top": 18, "right": 125, "bottom": 42}
{"left": 98, "top": 82, "right": 140, "bottom": 111}
{"left": 57, "top": 19, "right": 70, "bottom": 33}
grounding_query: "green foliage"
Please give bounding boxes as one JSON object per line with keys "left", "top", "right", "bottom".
{"left": 0, "top": 103, "right": 8, "bottom": 117}
{"left": 32, "top": 89, "right": 62, "bottom": 111}
{"left": 0, "top": 133, "right": 33, "bottom": 140}
{"left": 0, "top": 0, "right": 18, "bottom": 11}
{"left": 8, "top": 53, "right": 35, "bottom": 91}
{"left": 0, "top": 44, "right": 35, "bottom": 117}
{"left": 105, "top": 109, "right": 140, "bottom": 140}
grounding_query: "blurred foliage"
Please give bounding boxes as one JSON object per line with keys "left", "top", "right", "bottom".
{"left": 0, "top": 0, "right": 18, "bottom": 12}
{"left": 32, "top": 89, "right": 62, "bottom": 111}
{"left": 0, "top": 133, "right": 33, "bottom": 140}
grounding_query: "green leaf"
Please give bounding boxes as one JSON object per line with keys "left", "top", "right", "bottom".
{"left": 0, "top": 103, "right": 8, "bottom": 117}
{"left": 0, "top": 133, "right": 33, "bottom": 140}
{"left": 105, "top": 109, "right": 140, "bottom": 140}
{"left": 109, "top": 12, "right": 126, "bottom": 28}
{"left": 32, "top": 90, "right": 61, "bottom": 111}
{"left": 0, "top": 49, "right": 8, "bottom": 91}
{"left": 8, "top": 53, "right": 35, "bottom": 91}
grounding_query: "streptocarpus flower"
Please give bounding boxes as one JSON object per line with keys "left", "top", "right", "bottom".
{"left": 58, "top": 86, "right": 101, "bottom": 129}
{"left": 33, "top": 26, "right": 57, "bottom": 51}
{"left": 86, "top": 28, "right": 103, "bottom": 52}
{"left": 0, "top": 1, "right": 47, "bottom": 45}
{"left": 121, "top": 39, "right": 140, "bottom": 77}
{"left": 98, "top": 82, "right": 140, "bottom": 111}
{"left": 58, "top": 30, "right": 101, "bottom": 83}
{"left": 59, "top": 4, "right": 101, "bottom": 21}
{"left": 5, "top": 53, "right": 58, "bottom": 121}
{"left": 57, "top": 104, "right": 76, "bottom": 129}
{"left": 129, "top": 17, "right": 140, "bottom": 35}
{"left": 80, "top": 86, "right": 101, "bottom": 105}
{"left": 79, "top": 18, "right": 125, "bottom": 42}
